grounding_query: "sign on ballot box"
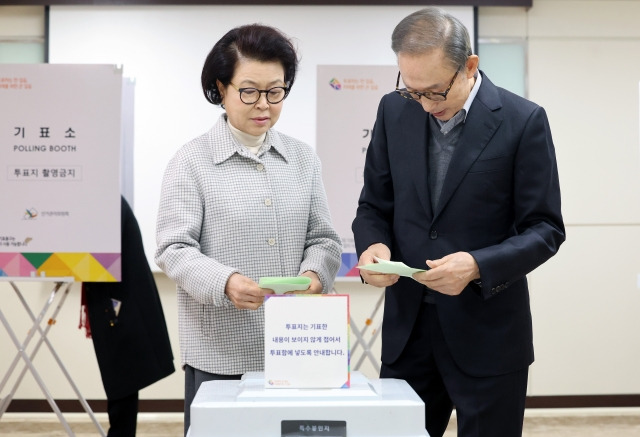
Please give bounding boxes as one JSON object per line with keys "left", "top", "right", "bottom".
{"left": 264, "top": 294, "right": 350, "bottom": 389}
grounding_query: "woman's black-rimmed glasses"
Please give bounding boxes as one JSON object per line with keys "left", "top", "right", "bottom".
{"left": 229, "top": 83, "right": 290, "bottom": 104}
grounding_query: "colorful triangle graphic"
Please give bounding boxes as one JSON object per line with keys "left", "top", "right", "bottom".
{"left": 2, "top": 252, "right": 121, "bottom": 282}
{"left": 91, "top": 253, "right": 121, "bottom": 271}
{"left": 0, "top": 253, "right": 38, "bottom": 276}
{"left": 22, "top": 252, "right": 53, "bottom": 269}
{"left": 338, "top": 252, "right": 360, "bottom": 277}
{"left": 37, "top": 253, "right": 74, "bottom": 279}
{"left": 56, "top": 253, "right": 117, "bottom": 282}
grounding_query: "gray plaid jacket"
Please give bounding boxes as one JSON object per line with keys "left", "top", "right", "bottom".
{"left": 155, "top": 115, "right": 342, "bottom": 374}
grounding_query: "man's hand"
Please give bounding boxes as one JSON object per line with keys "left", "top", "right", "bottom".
{"left": 357, "top": 243, "right": 399, "bottom": 288}
{"left": 412, "top": 252, "right": 480, "bottom": 296}
{"left": 225, "top": 273, "right": 266, "bottom": 310}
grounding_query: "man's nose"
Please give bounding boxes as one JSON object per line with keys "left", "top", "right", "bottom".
{"left": 420, "top": 98, "right": 438, "bottom": 113}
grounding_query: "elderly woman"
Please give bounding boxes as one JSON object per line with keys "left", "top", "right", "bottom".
{"left": 155, "top": 23, "right": 342, "bottom": 435}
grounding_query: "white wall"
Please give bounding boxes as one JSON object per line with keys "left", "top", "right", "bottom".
{"left": 1, "top": 0, "right": 639, "bottom": 403}
{"left": 515, "top": 0, "right": 640, "bottom": 396}
{"left": 481, "top": 0, "right": 640, "bottom": 396}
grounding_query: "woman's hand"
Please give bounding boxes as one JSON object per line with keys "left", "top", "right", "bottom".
{"left": 225, "top": 273, "right": 266, "bottom": 310}
{"left": 287, "top": 270, "right": 323, "bottom": 294}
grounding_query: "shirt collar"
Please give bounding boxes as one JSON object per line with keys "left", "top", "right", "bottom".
{"left": 210, "top": 114, "right": 289, "bottom": 164}
{"left": 463, "top": 70, "right": 482, "bottom": 118}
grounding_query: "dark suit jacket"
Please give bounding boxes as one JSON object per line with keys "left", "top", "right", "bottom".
{"left": 83, "top": 197, "right": 175, "bottom": 400}
{"left": 352, "top": 72, "right": 565, "bottom": 377}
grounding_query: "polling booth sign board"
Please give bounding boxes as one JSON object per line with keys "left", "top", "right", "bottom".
{"left": 316, "top": 65, "right": 398, "bottom": 278}
{"left": 0, "top": 64, "right": 124, "bottom": 281}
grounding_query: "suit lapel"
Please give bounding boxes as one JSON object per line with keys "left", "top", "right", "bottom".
{"left": 402, "top": 103, "right": 433, "bottom": 219}
{"left": 433, "top": 74, "right": 503, "bottom": 219}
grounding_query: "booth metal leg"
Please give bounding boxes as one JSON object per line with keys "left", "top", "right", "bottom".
{"left": 332, "top": 288, "right": 384, "bottom": 374}
{"left": 0, "top": 281, "right": 106, "bottom": 436}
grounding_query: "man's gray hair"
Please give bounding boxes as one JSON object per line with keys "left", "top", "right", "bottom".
{"left": 391, "top": 7, "right": 472, "bottom": 71}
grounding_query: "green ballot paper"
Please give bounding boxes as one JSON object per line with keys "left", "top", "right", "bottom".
{"left": 258, "top": 276, "right": 312, "bottom": 294}
{"left": 356, "top": 256, "right": 427, "bottom": 278}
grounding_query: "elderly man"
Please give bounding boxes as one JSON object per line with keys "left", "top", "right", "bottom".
{"left": 352, "top": 7, "right": 565, "bottom": 437}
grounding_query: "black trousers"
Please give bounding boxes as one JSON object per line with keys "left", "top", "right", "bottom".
{"left": 380, "top": 302, "right": 529, "bottom": 437}
{"left": 183, "top": 365, "right": 242, "bottom": 437}
{"left": 106, "top": 391, "right": 139, "bottom": 437}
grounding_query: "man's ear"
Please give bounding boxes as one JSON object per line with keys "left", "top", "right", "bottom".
{"left": 465, "top": 55, "right": 480, "bottom": 78}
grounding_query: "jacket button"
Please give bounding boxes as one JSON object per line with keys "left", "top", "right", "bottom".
{"left": 430, "top": 230, "right": 438, "bottom": 240}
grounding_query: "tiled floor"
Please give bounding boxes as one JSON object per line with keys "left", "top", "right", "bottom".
{"left": 1, "top": 408, "right": 640, "bottom": 436}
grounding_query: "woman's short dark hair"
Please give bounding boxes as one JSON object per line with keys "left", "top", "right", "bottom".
{"left": 201, "top": 24, "right": 299, "bottom": 106}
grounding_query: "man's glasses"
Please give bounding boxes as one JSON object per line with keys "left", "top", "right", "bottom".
{"left": 395, "top": 70, "right": 459, "bottom": 102}
{"left": 229, "top": 83, "right": 289, "bottom": 104}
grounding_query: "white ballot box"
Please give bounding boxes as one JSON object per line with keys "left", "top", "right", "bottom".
{"left": 188, "top": 371, "right": 428, "bottom": 437}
